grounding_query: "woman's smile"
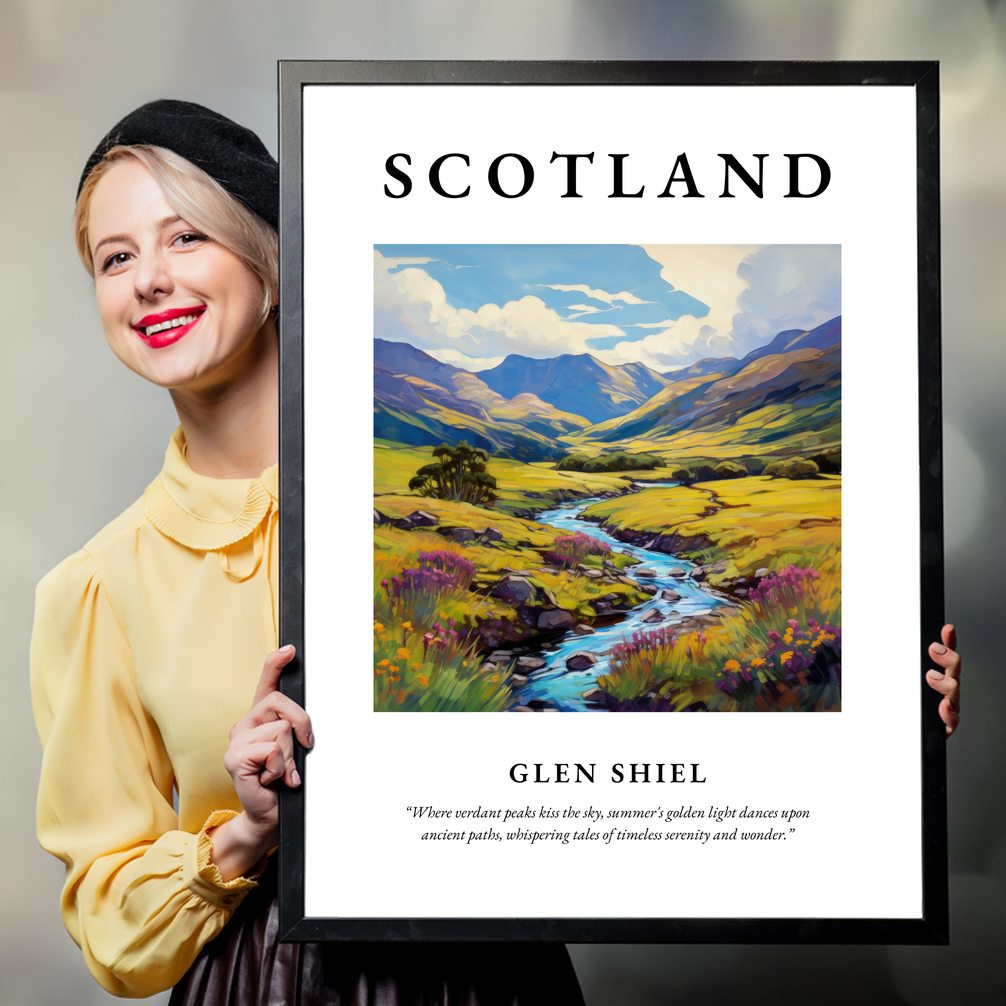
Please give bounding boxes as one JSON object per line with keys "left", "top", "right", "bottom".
{"left": 133, "top": 306, "right": 207, "bottom": 348}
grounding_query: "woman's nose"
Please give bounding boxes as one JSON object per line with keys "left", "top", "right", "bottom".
{"left": 133, "top": 249, "right": 173, "bottom": 302}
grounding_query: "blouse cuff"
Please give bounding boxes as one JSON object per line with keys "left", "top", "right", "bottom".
{"left": 183, "top": 810, "right": 269, "bottom": 909}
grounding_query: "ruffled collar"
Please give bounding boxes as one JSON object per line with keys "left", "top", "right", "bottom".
{"left": 143, "top": 428, "right": 278, "bottom": 551}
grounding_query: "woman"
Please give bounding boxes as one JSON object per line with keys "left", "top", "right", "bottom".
{"left": 31, "top": 100, "right": 586, "bottom": 1003}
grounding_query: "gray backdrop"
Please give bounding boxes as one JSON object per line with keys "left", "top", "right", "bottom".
{"left": 2, "top": 2, "right": 1003, "bottom": 1003}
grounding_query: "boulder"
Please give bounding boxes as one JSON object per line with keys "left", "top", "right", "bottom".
{"left": 479, "top": 526, "right": 503, "bottom": 542}
{"left": 373, "top": 509, "right": 386, "bottom": 526}
{"left": 692, "top": 564, "right": 726, "bottom": 581}
{"left": 582, "top": 687, "right": 606, "bottom": 702}
{"left": 490, "top": 576, "right": 536, "bottom": 605}
{"left": 516, "top": 656, "right": 546, "bottom": 672}
{"left": 448, "top": 527, "right": 477, "bottom": 543}
{"left": 509, "top": 673, "right": 530, "bottom": 688}
{"left": 537, "top": 609, "right": 575, "bottom": 631}
{"left": 583, "top": 569, "right": 603, "bottom": 579}
{"left": 566, "top": 651, "right": 599, "bottom": 671}
{"left": 660, "top": 589, "right": 682, "bottom": 601}
{"left": 756, "top": 567, "right": 770, "bottom": 578}
{"left": 572, "top": 624, "right": 596, "bottom": 636}
{"left": 603, "top": 593, "right": 619, "bottom": 601}
{"left": 641, "top": 609, "right": 664, "bottom": 623}
{"left": 636, "top": 583, "right": 658, "bottom": 595}
{"left": 484, "top": 651, "right": 514, "bottom": 664}
{"left": 392, "top": 509, "right": 438, "bottom": 530}
{"left": 634, "top": 568, "right": 657, "bottom": 578}
{"left": 668, "top": 567, "right": 687, "bottom": 578}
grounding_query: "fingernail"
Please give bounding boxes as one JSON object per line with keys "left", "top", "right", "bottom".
{"left": 292, "top": 768, "right": 301, "bottom": 787}
{"left": 931, "top": 643, "right": 947, "bottom": 654}
{"left": 280, "top": 644, "right": 295, "bottom": 654}
{"left": 307, "top": 732, "right": 315, "bottom": 748}
{"left": 928, "top": 670, "right": 944, "bottom": 679}
{"left": 946, "top": 700, "right": 956, "bottom": 713}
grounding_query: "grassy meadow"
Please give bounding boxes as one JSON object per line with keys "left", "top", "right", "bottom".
{"left": 577, "top": 476, "right": 841, "bottom": 585}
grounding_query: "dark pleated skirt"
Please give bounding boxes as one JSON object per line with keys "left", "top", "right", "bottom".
{"left": 169, "top": 869, "right": 584, "bottom": 1006}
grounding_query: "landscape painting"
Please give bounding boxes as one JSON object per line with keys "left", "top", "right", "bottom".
{"left": 373, "top": 244, "right": 841, "bottom": 713}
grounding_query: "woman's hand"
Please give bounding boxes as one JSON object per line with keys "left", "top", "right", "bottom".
{"left": 209, "top": 645, "right": 314, "bottom": 881}
{"left": 926, "top": 624, "right": 961, "bottom": 738}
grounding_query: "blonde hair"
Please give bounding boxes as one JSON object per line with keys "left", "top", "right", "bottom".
{"left": 75, "top": 145, "right": 278, "bottom": 323}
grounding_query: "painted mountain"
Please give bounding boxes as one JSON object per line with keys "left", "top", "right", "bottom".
{"left": 476, "top": 354, "right": 671, "bottom": 424}
{"left": 582, "top": 316, "right": 841, "bottom": 453}
{"left": 374, "top": 339, "right": 590, "bottom": 461}
{"left": 375, "top": 315, "right": 839, "bottom": 460}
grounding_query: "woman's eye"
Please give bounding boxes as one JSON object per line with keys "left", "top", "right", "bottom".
{"left": 101, "top": 251, "right": 131, "bottom": 273}
{"left": 173, "top": 231, "right": 208, "bottom": 248}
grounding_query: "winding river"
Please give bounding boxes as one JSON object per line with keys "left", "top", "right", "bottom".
{"left": 510, "top": 485, "right": 727, "bottom": 711}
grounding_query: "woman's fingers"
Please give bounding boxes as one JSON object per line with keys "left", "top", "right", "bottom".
{"left": 941, "top": 623, "right": 958, "bottom": 654}
{"left": 252, "top": 644, "right": 297, "bottom": 707}
{"left": 242, "top": 644, "right": 314, "bottom": 749}
{"left": 925, "top": 682, "right": 961, "bottom": 736}
{"left": 224, "top": 737, "right": 287, "bottom": 787}
{"left": 927, "top": 623, "right": 961, "bottom": 737}
{"left": 232, "top": 689, "right": 314, "bottom": 750}
{"left": 230, "top": 719, "right": 301, "bottom": 788}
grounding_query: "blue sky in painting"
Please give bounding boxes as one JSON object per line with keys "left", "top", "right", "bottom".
{"left": 373, "top": 243, "right": 841, "bottom": 373}
{"left": 375, "top": 244, "right": 709, "bottom": 349}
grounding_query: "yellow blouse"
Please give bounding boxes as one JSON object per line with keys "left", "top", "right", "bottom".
{"left": 31, "top": 428, "right": 279, "bottom": 998}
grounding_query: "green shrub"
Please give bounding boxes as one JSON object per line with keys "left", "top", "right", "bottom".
{"left": 713, "top": 461, "right": 748, "bottom": 479}
{"left": 809, "top": 449, "right": 841, "bottom": 474}
{"left": 555, "top": 450, "right": 665, "bottom": 473}
{"left": 763, "top": 457, "right": 820, "bottom": 480}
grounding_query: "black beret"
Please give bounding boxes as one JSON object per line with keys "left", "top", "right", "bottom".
{"left": 77, "top": 99, "right": 278, "bottom": 228}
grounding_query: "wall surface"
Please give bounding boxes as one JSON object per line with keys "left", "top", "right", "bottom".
{"left": 1, "top": 2, "right": 1003, "bottom": 1003}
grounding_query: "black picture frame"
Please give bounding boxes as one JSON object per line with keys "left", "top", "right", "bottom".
{"left": 277, "top": 60, "right": 945, "bottom": 945}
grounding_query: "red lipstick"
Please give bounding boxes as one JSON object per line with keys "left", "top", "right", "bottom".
{"left": 132, "top": 306, "right": 205, "bottom": 349}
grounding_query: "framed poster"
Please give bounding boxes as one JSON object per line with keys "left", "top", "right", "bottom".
{"left": 277, "top": 61, "right": 946, "bottom": 943}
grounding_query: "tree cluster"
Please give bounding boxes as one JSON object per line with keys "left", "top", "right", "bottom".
{"left": 409, "top": 441, "right": 499, "bottom": 506}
